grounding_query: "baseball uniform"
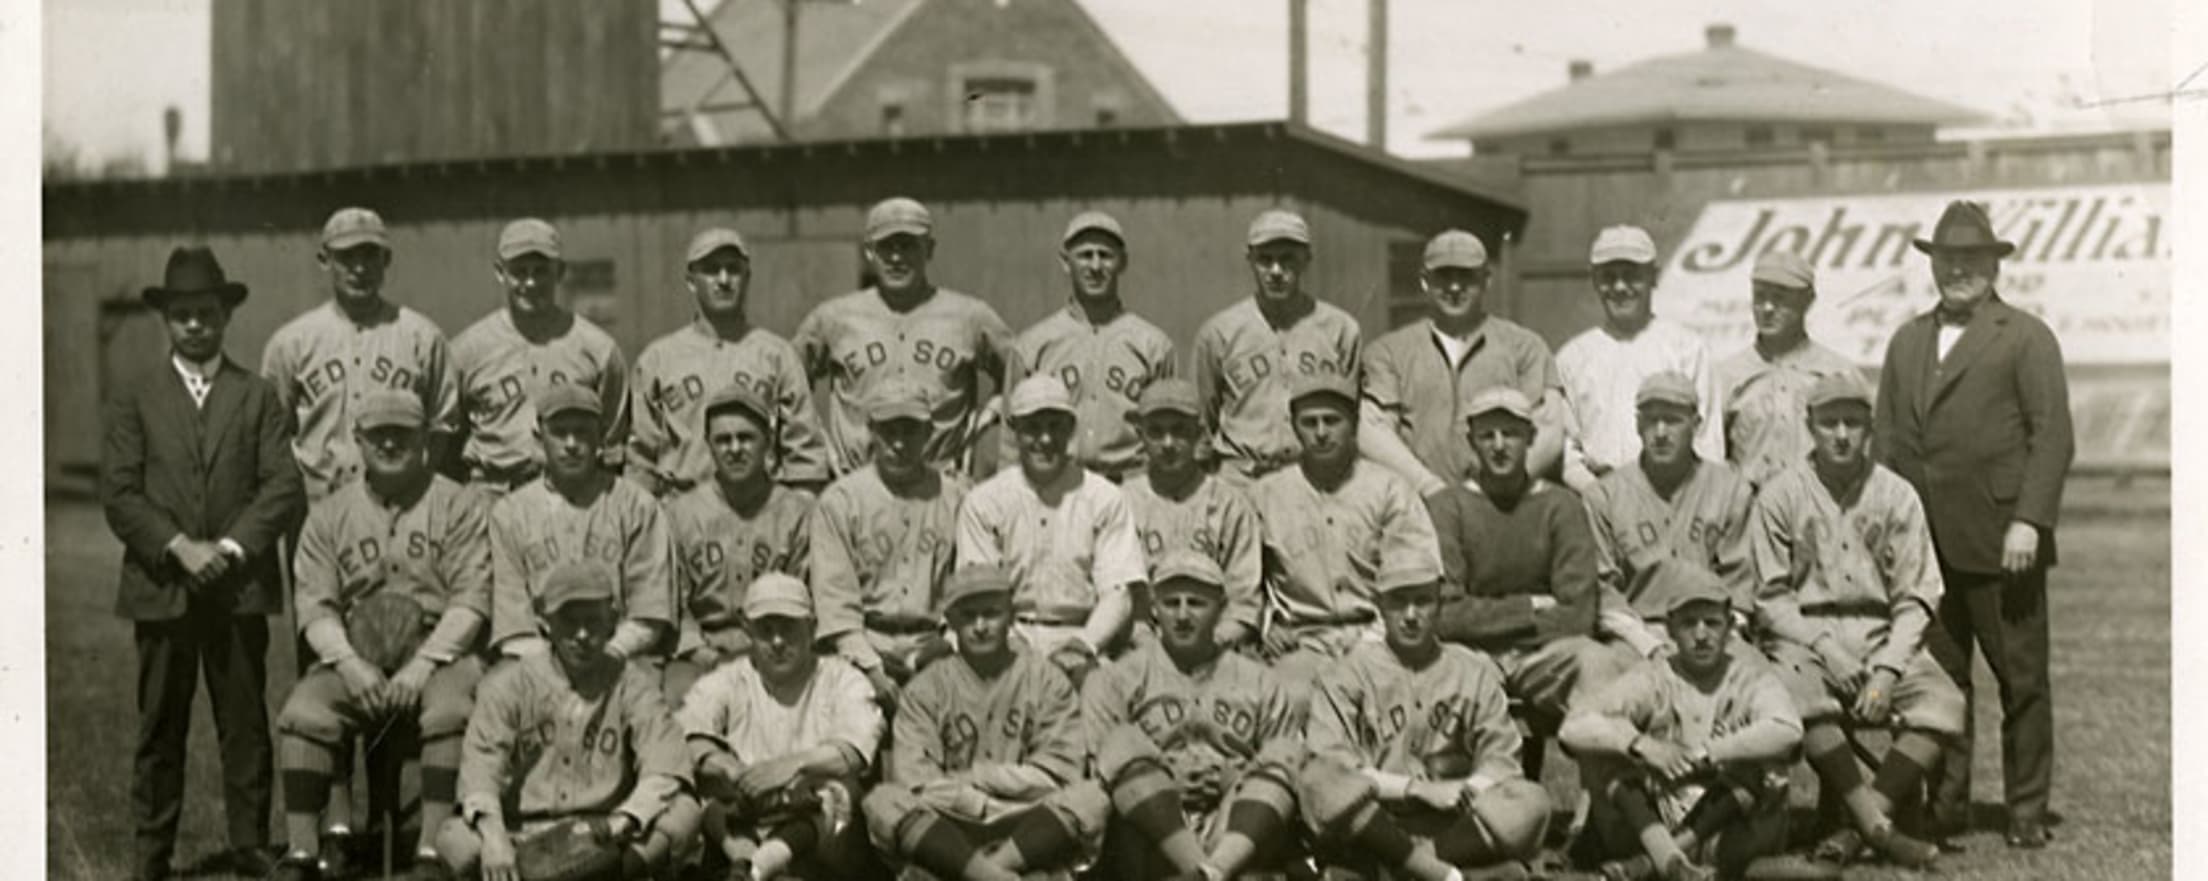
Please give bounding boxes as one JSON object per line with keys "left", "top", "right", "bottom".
{"left": 263, "top": 300, "right": 461, "bottom": 500}
{"left": 441, "top": 652, "right": 702, "bottom": 870}
{"left": 1714, "top": 342, "right": 1858, "bottom": 489}
{"left": 1011, "top": 306, "right": 1176, "bottom": 480}
{"left": 1749, "top": 463, "right": 1965, "bottom": 734}
{"left": 1298, "top": 641, "right": 1552, "bottom": 872}
{"left": 1191, "top": 298, "right": 1362, "bottom": 483}
{"left": 1248, "top": 460, "right": 1441, "bottom": 687}
{"left": 811, "top": 465, "right": 969, "bottom": 677}
{"left": 1119, "top": 472, "right": 1263, "bottom": 639}
{"left": 662, "top": 482, "right": 814, "bottom": 697}
{"left": 956, "top": 465, "right": 1147, "bottom": 653}
{"left": 1582, "top": 461, "right": 1756, "bottom": 659}
{"left": 628, "top": 320, "right": 830, "bottom": 494}
{"left": 1559, "top": 654, "right": 1801, "bottom": 873}
{"left": 793, "top": 287, "right": 1019, "bottom": 476}
{"left": 1426, "top": 479, "right": 1624, "bottom": 717}
{"left": 487, "top": 475, "right": 676, "bottom": 659}
{"left": 860, "top": 650, "right": 1110, "bottom": 867}
{"left": 1556, "top": 319, "right": 1724, "bottom": 482}
{"left": 1361, "top": 315, "right": 1561, "bottom": 492}
{"left": 450, "top": 308, "right": 629, "bottom": 489}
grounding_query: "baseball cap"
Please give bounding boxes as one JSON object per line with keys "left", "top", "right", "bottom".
{"left": 1651, "top": 561, "right": 1732, "bottom": 616}
{"left": 355, "top": 389, "right": 425, "bottom": 431}
{"left": 1062, "top": 211, "right": 1125, "bottom": 248}
{"left": 535, "top": 560, "right": 617, "bottom": 615}
{"left": 702, "top": 384, "right": 774, "bottom": 429}
{"left": 1589, "top": 225, "right": 1657, "bottom": 265}
{"left": 1127, "top": 378, "right": 1201, "bottom": 421}
{"left": 939, "top": 565, "right": 1014, "bottom": 613}
{"left": 1006, "top": 375, "right": 1075, "bottom": 419}
{"left": 866, "top": 197, "right": 933, "bottom": 242}
{"left": 1246, "top": 209, "right": 1311, "bottom": 247}
{"left": 1423, "top": 230, "right": 1489, "bottom": 270}
{"left": 1804, "top": 371, "right": 1872, "bottom": 410}
{"left": 321, "top": 207, "right": 391, "bottom": 251}
{"left": 1750, "top": 251, "right": 1814, "bottom": 290}
{"left": 537, "top": 383, "right": 603, "bottom": 420}
{"left": 686, "top": 227, "right": 751, "bottom": 264}
{"left": 1150, "top": 551, "right": 1226, "bottom": 594}
{"left": 1287, "top": 372, "right": 1357, "bottom": 410}
{"left": 1465, "top": 386, "right": 1534, "bottom": 423}
{"left": 497, "top": 218, "right": 562, "bottom": 261}
{"left": 1635, "top": 371, "right": 1699, "bottom": 409}
{"left": 864, "top": 376, "right": 935, "bottom": 423}
{"left": 1376, "top": 558, "right": 1443, "bottom": 594}
{"left": 743, "top": 573, "right": 814, "bottom": 621}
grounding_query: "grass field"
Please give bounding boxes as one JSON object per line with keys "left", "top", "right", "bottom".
{"left": 43, "top": 479, "right": 2172, "bottom": 880}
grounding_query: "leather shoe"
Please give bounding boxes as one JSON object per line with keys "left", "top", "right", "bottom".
{"left": 2006, "top": 817, "right": 2052, "bottom": 849}
{"left": 214, "top": 845, "right": 278, "bottom": 877}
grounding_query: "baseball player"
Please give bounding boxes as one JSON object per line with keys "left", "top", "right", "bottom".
{"left": 270, "top": 390, "right": 491, "bottom": 881}
{"left": 678, "top": 574, "right": 886, "bottom": 881}
{"left": 793, "top": 197, "right": 1020, "bottom": 477}
{"left": 1712, "top": 251, "right": 1859, "bottom": 490}
{"left": 263, "top": 206, "right": 460, "bottom": 501}
{"left": 1361, "top": 230, "right": 1567, "bottom": 495}
{"left": 434, "top": 561, "right": 702, "bottom": 879}
{"left": 957, "top": 375, "right": 1146, "bottom": 682}
{"left": 1192, "top": 208, "right": 1362, "bottom": 486}
{"left": 1248, "top": 372, "right": 1443, "bottom": 704}
{"left": 812, "top": 377, "right": 970, "bottom": 702}
{"left": 1083, "top": 552, "right": 1302, "bottom": 881}
{"left": 1556, "top": 226, "right": 1723, "bottom": 492}
{"left": 1297, "top": 567, "right": 1554, "bottom": 881}
{"left": 628, "top": 227, "right": 830, "bottom": 496}
{"left": 487, "top": 384, "right": 675, "bottom": 665}
{"left": 1580, "top": 373, "right": 1756, "bottom": 664}
{"left": 1559, "top": 569, "right": 1803, "bottom": 881}
{"left": 1118, "top": 379, "right": 1263, "bottom": 648}
{"left": 1749, "top": 373, "right": 1959, "bottom": 869}
{"left": 860, "top": 565, "right": 1111, "bottom": 881}
{"left": 1425, "top": 387, "right": 1620, "bottom": 719}
{"left": 1006, "top": 210, "right": 1176, "bottom": 482}
{"left": 451, "top": 218, "right": 630, "bottom": 494}
{"left": 661, "top": 385, "right": 816, "bottom": 704}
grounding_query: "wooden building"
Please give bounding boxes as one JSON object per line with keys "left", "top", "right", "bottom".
{"left": 44, "top": 121, "right": 1525, "bottom": 484}
{"left": 209, "top": 0, "right": 660, "bottom": 174}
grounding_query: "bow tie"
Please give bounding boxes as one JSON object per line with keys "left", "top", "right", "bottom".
{"left": 1935, "top": 308, "right": 1974, "bottom": 327}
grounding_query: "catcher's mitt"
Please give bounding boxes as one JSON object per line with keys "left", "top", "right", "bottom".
{"left": 347, "top": 592, "right": 430, "bottom": 674}
{"left": 513, "top": 816, "right": 626, "bottom": 881}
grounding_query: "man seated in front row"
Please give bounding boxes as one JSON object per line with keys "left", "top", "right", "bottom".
{"left": 1299, "top": 566, "right": 1554, "bottom": 881}
{"left": 862, "top": 566, "right": 1110, "bottom": 881}
{"left": 1560, "top": 566, "right": 1803, "bottom": 881}
{"left": 679, "top": 573, "right": 885, "bottom": 881}
{"left": 437, "top": 561, "right": 701, "bottom": 879}
{"left": 1085, "top": 552, "right": 1302, "bottom": 881}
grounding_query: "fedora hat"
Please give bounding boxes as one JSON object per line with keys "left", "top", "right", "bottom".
{"left": 1912, "top": 201, "right": 2015, "bottom": 257}
{"left": 142, "top": 246, "right": 249, "bottom": 309}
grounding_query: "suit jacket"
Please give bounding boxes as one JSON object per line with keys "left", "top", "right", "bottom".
{"left": 1875, "top": 297, "right": 2074, "bottom": 573}
{"left": 101, "top": 353, "right": 306, "bottom": 620}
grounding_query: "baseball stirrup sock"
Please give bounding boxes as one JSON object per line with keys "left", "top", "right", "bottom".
{"left": 1802, "top": 725, "right": 1866, "bottom": 793}
{"left": 1872, "top": 732, "right": 1942, "bottom": 806}
{"left": 1434, "top": 814, "right": 1502, "bottom": 865}
{"left": 905, "top": 815, "right": 984, "bottom": 880}
{"left": 1614, "top": 784, "right": 1686, "bottom": 869}
{"left": 1009, "top": 807, "right": 1082, "bottom": 868}
{"left": 1342, "top": 802, "right": 1418, "bottom": 866}
{"left": 1680, "top": 786, "right": 1747, "bottom": 840}
{"left": 281, "top": 770, "right": 334, "bottom": 814}
{"left": 1225, "top": 799, "right": 1289, "bottom": 852}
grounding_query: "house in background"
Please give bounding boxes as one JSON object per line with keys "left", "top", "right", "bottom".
{"left": 1426, "top": 24, "right": 1985, "bottom": 158}
{"left": 663, "top": 0, "right": 1179, "bottom": 146}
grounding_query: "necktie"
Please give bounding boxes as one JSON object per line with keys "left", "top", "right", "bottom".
{"left": 184, "top": 370, "right": 211, "bottom": 408}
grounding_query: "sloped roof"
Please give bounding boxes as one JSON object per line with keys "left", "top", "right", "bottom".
{"left": 1428, "top": 43, "right": 1986, "bottom": 141}
{"left": 661, "top": 0, "right": 925, "bottom": 144}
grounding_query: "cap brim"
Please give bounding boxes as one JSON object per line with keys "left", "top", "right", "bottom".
{"left": 1635, "top": 395, "right": 1698, "bottom": 410}
{"left": 143, "top": 283, "right": 249, "bottom": 309}
{"left": 1424, "top": 259, "right": 1488, "bottom": 271}
{"left": 744, "top": 602, "right": 813, "bottom": 621}
{"left": 355, "top": 416, "right": 424, "bottom": 431}
{"left": 323, "top": 233, "right": 391, "bottom": 251}
{"left": 1009, "top": 404, "right": 1074, "bottom": 420}
{"left": 868, "top": 223, "right": 931, "bottom": 242}
{"left": 1127, "top": 403, "right": 1200, "bottom": 422}
{"left": 539, "top": 404, "right": 604, "bottom": 420}
{"left": 1911, "top": 239, "right": 2016, "bottom": 257}
{"left": 499, "top": 245, "right": 561, "bottom": 261}
{"left": 1466, "top": 407, "right": 1533, "bottom": 423}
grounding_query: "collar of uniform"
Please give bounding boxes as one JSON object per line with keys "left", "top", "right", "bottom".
{"left": 325, "top": 296, "right": 399, "bottom": 328}
{"left": 1061, "top": 301, "right": 1126, "bottom": 331}
{"left": 689, "top": 316, "right": 753, "bottom": 343}
{"left": 1427, "top": 317, "right": 1490, "bottom": 361}
{"left": 1457, "top": 475, "right": 1554, "bottom": 498}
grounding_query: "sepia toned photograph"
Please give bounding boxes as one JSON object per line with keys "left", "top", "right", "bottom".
{"left": 38, "top": 1, "right": 2178, "bottom": 879}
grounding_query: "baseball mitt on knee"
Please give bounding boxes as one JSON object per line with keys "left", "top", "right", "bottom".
{"left": 513, "top": 816, "right": 626, "bottom": 881}
{"left": 346, "top": 592, "right": 430, "bottom": 674}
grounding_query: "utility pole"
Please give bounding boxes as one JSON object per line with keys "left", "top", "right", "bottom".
{"left": 1288, "top": 0, "right": 1308, "bottom": 125}
{"left": 1367, "top": 0, "right": 1387, "bottom": 149}
{"left": 782, "top": 0, "right": 802, "bottom": 127}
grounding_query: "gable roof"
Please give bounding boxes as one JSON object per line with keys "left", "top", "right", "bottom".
{"left": 1428, "top": 42, "right": 1986, "bottom": 142}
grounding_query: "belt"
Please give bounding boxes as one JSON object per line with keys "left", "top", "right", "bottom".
{"left": 468, "top": 460, "right": 542, "bottom": 489}
{"left": 1282, "top": 608, "right": 1377, "bottom": 628}
{"left": 1015, "top": 609, "right": 1089, "bottom": 627}
{"left": 1800, "top": 600, "right": 1892, "bottom": 617}
{"left": 865, "top": 611, "right": 942, "bottom": 635}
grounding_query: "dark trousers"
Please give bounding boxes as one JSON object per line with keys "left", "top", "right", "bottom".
{"left": 1926, "top": 565, "right": 2052, "bottom": 825}
{"left": 133, "top": 606, "right": 273, "bottom": 875}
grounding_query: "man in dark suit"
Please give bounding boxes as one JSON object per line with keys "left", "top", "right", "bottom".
{"left": 1874, "top": 201, "right": 2074, "bottom": 850}
{"left": 101, "top": 246, "right": 307, "bottom": 880}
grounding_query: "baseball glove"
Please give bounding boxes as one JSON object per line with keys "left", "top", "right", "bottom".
{"left": 346, "top": 592, "right": 430, "bottom": 674}
{"left": 513, "top": 816, "right": 625, "bottom": 881}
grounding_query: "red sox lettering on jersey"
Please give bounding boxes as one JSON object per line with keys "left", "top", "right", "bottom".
{"left": 460, "top": 654, "right": 690, "bottom": 825}
{"left": 666, "top": 483, "right": 814, "bottom": 655}
{"left": 1119, "top": 473, "right": 1264, "bottom": 633}
{"left": 453, "top": 309, "right": 629, "bottom": 472}
{"left": 262, "top": 301, "right": 459, "bottom": 498}
{"left": 293, "top": 475, "right": 493, "bottom": 632}
{"left": 793, "top": 289, "right": 1018, "bottom": 475}
{"left": 1082, "top": 641, "right": 1295, "bottom": 779}
{"left": 1307, "top": 642, "right": 1522, "bottom": 784}
{"left": 1583, "top": 461, "right": 1755, "bottom": 615}
{"left": 630, "top": 323, "right": 829, "bottom": 490}
{"left": 487, "top": 478, "right": 675, "bottom": 650}
{"left": 1015, "top": 307, "right": 1176, "bottom": 476}
{"left": 810, "top": 466, "right": 969, "bottom": 644}
{"left": 893, "top": 651, "right": 1086, "bottom": 785}
{"left": 1193, "top": 299, "right": 1362, "bottom": 468}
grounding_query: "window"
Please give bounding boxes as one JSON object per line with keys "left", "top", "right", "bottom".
{"left": 880, "top": 102, "right": 906, "bottom": 136}
{"left": 1653, "top": 128, "right": 1676, "bottom": 150}
{"left": 1547, "top": 137, "right": 1571, "bottom": 156}
{"left": 962, "top": 76, "right": 1038, "bottom": 132}
{"left": 1858, "top": 126, "right": 1886, "bottom": 144}
{"left": 1802, "top": 126, "right": 1834, "bottom": 146}
{"left": 1744, "top": 125, "right": 1775, "bottom": 147}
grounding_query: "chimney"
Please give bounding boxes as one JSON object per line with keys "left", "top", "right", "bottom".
{"left": 1705, "top": 23, "right": 1735, "bottom": 48}
{"left": 1568, "top": 59, "right": 1593, "bottom": 82}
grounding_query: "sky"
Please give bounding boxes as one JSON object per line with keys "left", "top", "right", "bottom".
{"left": 41, "top": 0, "right": 2182, "bottom": 172}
